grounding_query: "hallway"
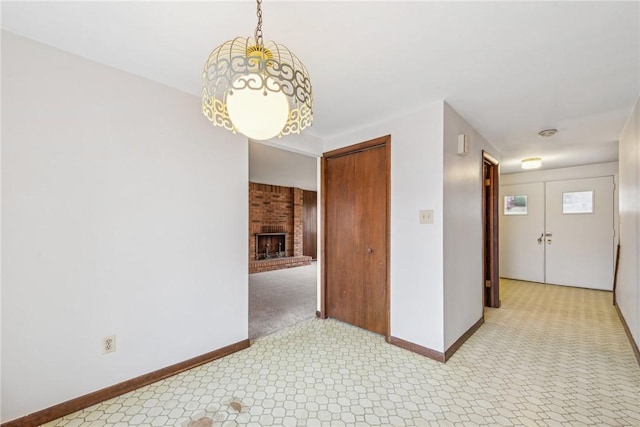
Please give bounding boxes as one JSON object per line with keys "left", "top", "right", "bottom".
{"left": 45, "top": 280, "right": 640, "bottom": 426}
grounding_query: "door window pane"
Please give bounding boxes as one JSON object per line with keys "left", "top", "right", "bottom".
{"left": 504, "top": 195, "right": 528, "bottom": 215}
{"left": 563, "top": 191, "right": 593, "bottom": 214}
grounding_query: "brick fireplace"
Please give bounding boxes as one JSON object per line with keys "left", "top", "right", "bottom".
{"left": 249, "top": 182, "right": 312, "bottom": 273}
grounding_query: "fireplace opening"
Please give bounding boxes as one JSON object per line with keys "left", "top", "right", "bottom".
{"left": 255, "top": 233, "right": 286, "bottom": 260}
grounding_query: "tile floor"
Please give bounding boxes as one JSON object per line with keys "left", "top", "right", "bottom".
{"left": 44, "top": 280, "right": 640, "bottom": 426}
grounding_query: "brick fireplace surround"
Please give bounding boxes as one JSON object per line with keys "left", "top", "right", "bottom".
{"left": 249, "top": 182, "right": 311, "bottom": 273}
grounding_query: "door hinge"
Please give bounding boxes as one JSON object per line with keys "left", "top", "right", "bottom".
{"left": 485, "top": 179, "right": 491, "bottom": 186}
{"left": 485, "top": 280, "right": 492, "bottom": 287}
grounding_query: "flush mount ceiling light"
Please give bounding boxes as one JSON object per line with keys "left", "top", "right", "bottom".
{"left": 202, "top": 0, "right": 313, "bottom": 140}
{"left": 521, "top": 157, "right": 542, "bottom": 170}
{"left": 538, "top": 129, "right": 557, "bottom": 138}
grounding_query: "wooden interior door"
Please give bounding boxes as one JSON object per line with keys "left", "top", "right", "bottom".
{"left": 483, "top": 153, "right": 500, "bottom": 308}
{"left": 303, "top": 190, "right": 317, "bottom": 259}
{"left": 323, "top": 136, "right": 389, "bottom": 336}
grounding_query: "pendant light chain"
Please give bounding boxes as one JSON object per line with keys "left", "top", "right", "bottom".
{"left": 254, "top": 0, "right": 264, "bottom": 47}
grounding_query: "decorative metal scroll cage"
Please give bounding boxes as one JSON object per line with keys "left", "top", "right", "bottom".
{"left": 202, "top": 37, "right": 313, "bottom": 137}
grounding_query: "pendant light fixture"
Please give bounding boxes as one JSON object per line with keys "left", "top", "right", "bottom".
{"left": 202, "top": 0, "right": 313, "bottom": 140}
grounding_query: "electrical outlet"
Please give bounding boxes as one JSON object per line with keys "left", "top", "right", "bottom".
{"left": 103, "top": 335, "right": 116, "bottom": 354}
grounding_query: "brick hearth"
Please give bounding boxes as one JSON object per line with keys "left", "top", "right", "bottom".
{"left": 249, "top": 255, "right": 312, "bottom": 274}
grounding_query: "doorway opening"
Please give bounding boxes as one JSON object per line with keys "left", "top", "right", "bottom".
{"left": 249, "top": 262, "right": 317, "bottom": 339}
{"left": 248, "top": 141, "right": 319, "bottom": 339}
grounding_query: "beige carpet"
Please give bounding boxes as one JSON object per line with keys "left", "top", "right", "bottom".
{"left": 249, "top": 261, "right": 317, "bottom": 339}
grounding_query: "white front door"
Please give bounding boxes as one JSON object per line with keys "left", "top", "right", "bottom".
{"left": 545, "top": 177, "right": 615, "bottom": 290}
{"left": 500, "top": 176, "right": 615, "bottom": 290}
{"left": 499, "top": 182, "right": 545, "bottom": 282}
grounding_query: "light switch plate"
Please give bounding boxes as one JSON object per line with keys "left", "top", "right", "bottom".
{"left": 419, "top": 210, "right": 434, "bottom": 224}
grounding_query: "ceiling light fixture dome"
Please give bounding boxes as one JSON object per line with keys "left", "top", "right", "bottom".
{"left": 521, "top": 157, "right": 542, "bottom": 170}
{"left": 202, "top": 0, "right": 313, "bottom": 140}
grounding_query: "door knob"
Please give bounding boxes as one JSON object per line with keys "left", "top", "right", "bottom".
{"left": 367, "top": 247, "right": 374, "bottom": 254}
{"left": 537, "top": 233, "right": 544, "bottom": 244}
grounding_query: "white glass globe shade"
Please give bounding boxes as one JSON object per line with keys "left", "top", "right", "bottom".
{"left": 227, "top": 74, "right": 289, "bottom": 140}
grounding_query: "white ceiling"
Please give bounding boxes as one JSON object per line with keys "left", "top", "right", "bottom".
{"left": 2, "top": 1, "right": 638, "bottom": 174}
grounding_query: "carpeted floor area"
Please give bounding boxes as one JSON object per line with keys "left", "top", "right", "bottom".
{"left": 249, "top": 261, "right": 317, "bottom": 339}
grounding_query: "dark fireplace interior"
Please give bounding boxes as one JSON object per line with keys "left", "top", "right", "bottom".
{"left": 256, "top": 233, "right": 286, "bottom": 260}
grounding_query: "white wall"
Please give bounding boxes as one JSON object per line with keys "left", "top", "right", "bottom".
{"left": 259, "top": 132, "right": 324, "bottom": 158}
{"left": 442, "top": 103, "right": 500, "bottom": 349}
{"left": 617, "top": 97, "right": 640, "bottom": 349}
{"left": 501, "top": 162, "right": 619, "bottom": 185}
{"left": 1, "top": 32, "right": 248, "bottom": 422}
{"left": 324, "top": 102, "right": 497, "bottom": 353}
{"left": 325, "top": 102, "right": 445, "bottom": 352}
{"left": 249, "top": 140, "right": 318, "bottom": 191}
